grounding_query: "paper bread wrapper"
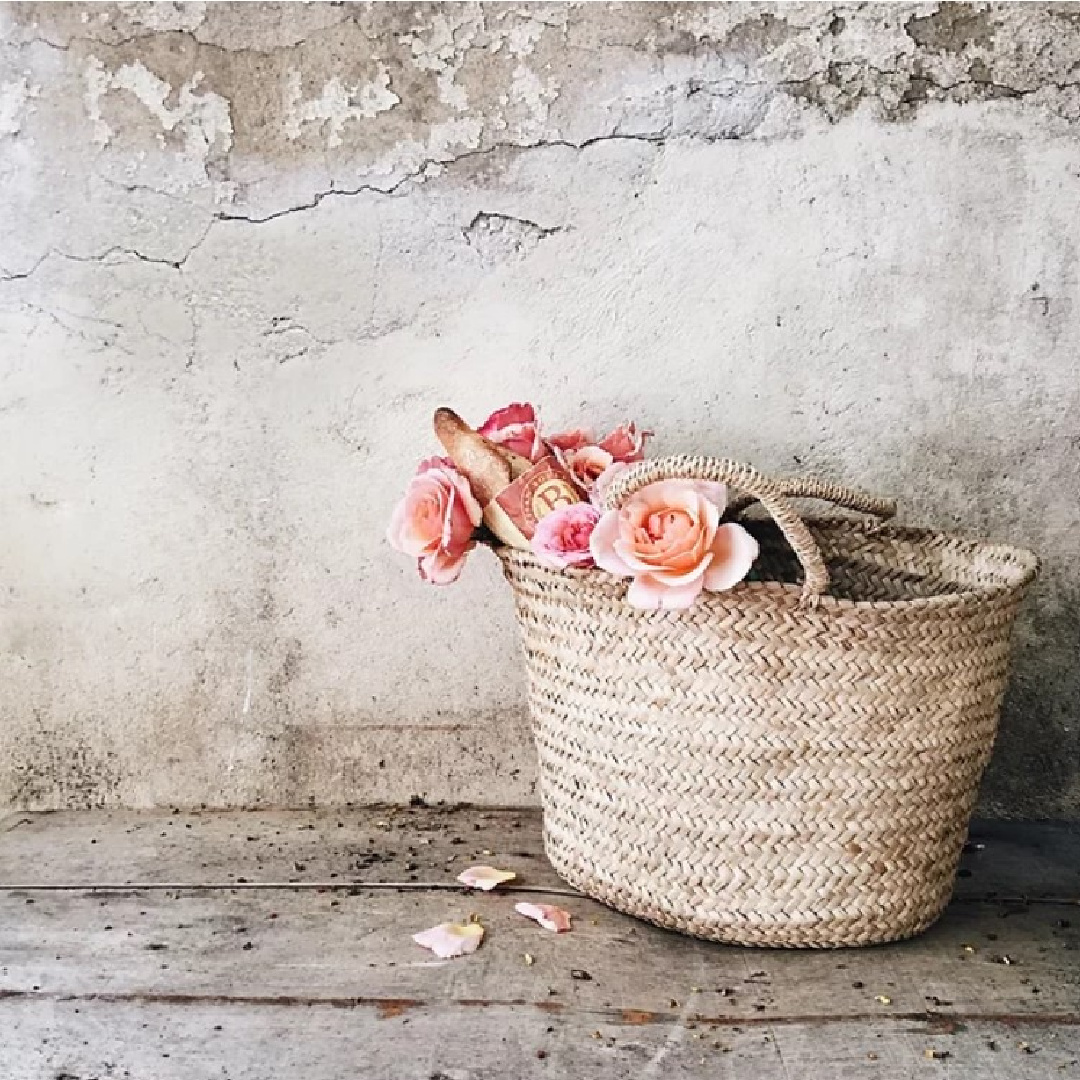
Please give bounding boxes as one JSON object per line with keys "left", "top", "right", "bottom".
{"left": 483, "top": 455, "right": 585, "bottom": 549}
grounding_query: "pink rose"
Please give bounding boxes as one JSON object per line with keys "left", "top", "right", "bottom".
{"left": 590, "top": 479, "right": 758, "bottom": 609}
{"left": 546, "top": 421, "right": 650, "bottom": 496}
{"left": 548, "top": 421, "right": 648, "bottom": 496}
{"left": 547, "top": 421, "right": 649, "bottom": 464}
{"left": 387, "top": 457, "right": 483, "bottom": 584}
{"left": 545, "top": 429, "right": 591, "bottom": 454}
{"left": 591, "top": 460, "right": 633, "bottom": 507}
{"left": 531, "top": 502, "right": 600, "bottom": 569}
{"left": 560, "top": 445, "right": 616, "bottom": 492}
{"left": 478, "top": 403, "right": 545, "bottom": 462}
{"left": 597, "top": 421, "right": 647, "bottom": 462}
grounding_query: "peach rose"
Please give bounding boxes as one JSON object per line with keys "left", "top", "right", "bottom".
{"left": 387, "top": 457, "right": 482, "bottom": 584}
{"left": 478, "top": 403, "right": 545, "bottom": 462}
{"left": 531, "top": 502, "right": 600, "bottom": 569}
{"left": 589, "top": 479, "right": 758, "bottom": 609}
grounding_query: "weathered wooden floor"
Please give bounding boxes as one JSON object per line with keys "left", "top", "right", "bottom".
{"left": 0, "top": 808, "right": 1077, "bottom": 1079}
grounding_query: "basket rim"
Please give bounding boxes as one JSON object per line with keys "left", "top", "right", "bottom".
{"left": 495, "top": 518, "right": 1039, "bottom": 614}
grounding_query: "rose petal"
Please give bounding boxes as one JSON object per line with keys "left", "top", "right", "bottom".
{"left": 419, "top": 544, "right": 473, "bottom": 584}
{"left": 690, "top": 480, "right": 728, "bottom": 513}
{"left": 627, "top": 573, "right": 705, "bottom": 610}
{"left": 628, "top": 481, "right": 714, "bottom": 520}
{"left": 514, "top": 902, "right": 572, "bottom": 933}
{"left": 546, "top": 428, "right": 592, "bottom": 453}
{"left": 412, "top": 921, "right": 484, "bottom": 959}
{"left": 478, "top": 403, "right": 536, "bottom": 436}
{"left": 597, "top": 422, "right": 648, "bottom": 462}
{"left": 456, "top": 865, "right": 517, "bottom": 891}
{"left": 589, "top": 509, "right": 635, "bottom": 576}
{"left": 591, "top": 461, "right": 633, "bottom": 507}
{"left": 703, "top": 522, "right": 760, "bottom": 592}
{"left": 646, "top": 552, "right": 714, "bottom": 586}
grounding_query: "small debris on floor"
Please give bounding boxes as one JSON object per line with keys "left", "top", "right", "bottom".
{"left": 875, "top": 995, "right": 892, "bottom": 1005}
{"left": 570, "top": 968, "right": 592, "bottom": 981}
{"left": 524, "top": 953, "right": 534, "bottom": 966}
{"left": 924, "top": 1048, "right": 951, "bottom": 1060}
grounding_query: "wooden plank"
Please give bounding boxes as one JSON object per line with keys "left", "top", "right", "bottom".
{"left": 0, "top": 807, "right": 561, "bottom": 889}
{"left": 0, "top": 809, "right": 1075, "bottom": 898}
{"left": 0, "top": 888, "right": 1076, "bottom": 1017}
{"left": 2, "top": 998, "right": 1078, "bottom": 1080}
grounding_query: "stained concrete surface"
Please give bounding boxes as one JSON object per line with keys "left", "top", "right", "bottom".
{"left": 1, "top": 3, "right": 1079, "bottom": 813}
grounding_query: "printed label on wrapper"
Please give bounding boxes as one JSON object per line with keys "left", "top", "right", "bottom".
{"left": 483, "top": 456, "right": 585, "bottom": 549}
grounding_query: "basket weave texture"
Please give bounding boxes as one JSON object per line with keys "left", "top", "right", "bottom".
{"left": 498, "top": 457, "right": 1038, "bottom": 948}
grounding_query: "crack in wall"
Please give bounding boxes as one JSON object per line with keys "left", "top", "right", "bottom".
{"left": 0, "top": 133, "right": 667, "bottom": 282}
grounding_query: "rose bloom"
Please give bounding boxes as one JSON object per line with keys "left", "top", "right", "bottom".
{"left": 596, "top": 422, "right": 647, "bottom": 462}
{"left": 531, "top": 502, "right": 600, "bottom": 569}
{"left": 478, "top": 403, "right": 545, "bottom": 462}
{"left": 590, "top": 479, "right": 758, "bottom": 609}
{"left": 547, "top": 422, "right": 649, "bottom": 496}
{"left": 386, "top": 457, "right": 482, "bottom": 584}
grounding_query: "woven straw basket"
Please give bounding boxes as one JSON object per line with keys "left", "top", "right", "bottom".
{"left": 498, "top": 456, "right": 1038, "bottom": 948}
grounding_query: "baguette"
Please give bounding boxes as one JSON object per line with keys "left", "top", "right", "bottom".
{"left": 433, "top": 408, "right": 513, "bottom": 506}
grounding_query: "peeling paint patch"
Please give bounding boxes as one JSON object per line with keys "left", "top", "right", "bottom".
{"left": 84, "top": 58, "right": 113, "bottom": 148}
{"left": 509, "top": 64, "right": 559, "bottom": 137}
{"left": 503, "top": 16, "right": 549, "bottom": 59}
{"left": 114, "top": 0, "right": 208, "bottom": 34}
{"left": 905, "top": 4, "right": 997, "bottom": 52}
{"left": 401, "top": 10, "right": 484, "bottom": 112}
{"left": 0, "top": 76, "right": 39, "bottom": 137}
{"left": 284, "top": 70, "right": 400, "bottom": 148}
{"left": 84, "top": 57, "right": 232, "bottom": 158}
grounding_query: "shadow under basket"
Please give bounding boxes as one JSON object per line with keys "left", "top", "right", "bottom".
{"left": 497, "top": 458, "right": 1038, "bottom": 948}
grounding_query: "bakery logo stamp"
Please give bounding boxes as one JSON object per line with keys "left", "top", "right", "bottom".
{"left": 489, "top": 457, "right": 584, "bottom": 542}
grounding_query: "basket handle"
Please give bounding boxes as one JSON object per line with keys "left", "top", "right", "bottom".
{"left": 727, "top": 475, "right": 897, "bottom": 519}
{"left": 601, "top": 456, "right": 895, "bottom": 606}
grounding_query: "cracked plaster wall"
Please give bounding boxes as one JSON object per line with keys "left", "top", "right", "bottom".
{"left": 1, "top": 1, "right": 1079, "bottom": 815}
